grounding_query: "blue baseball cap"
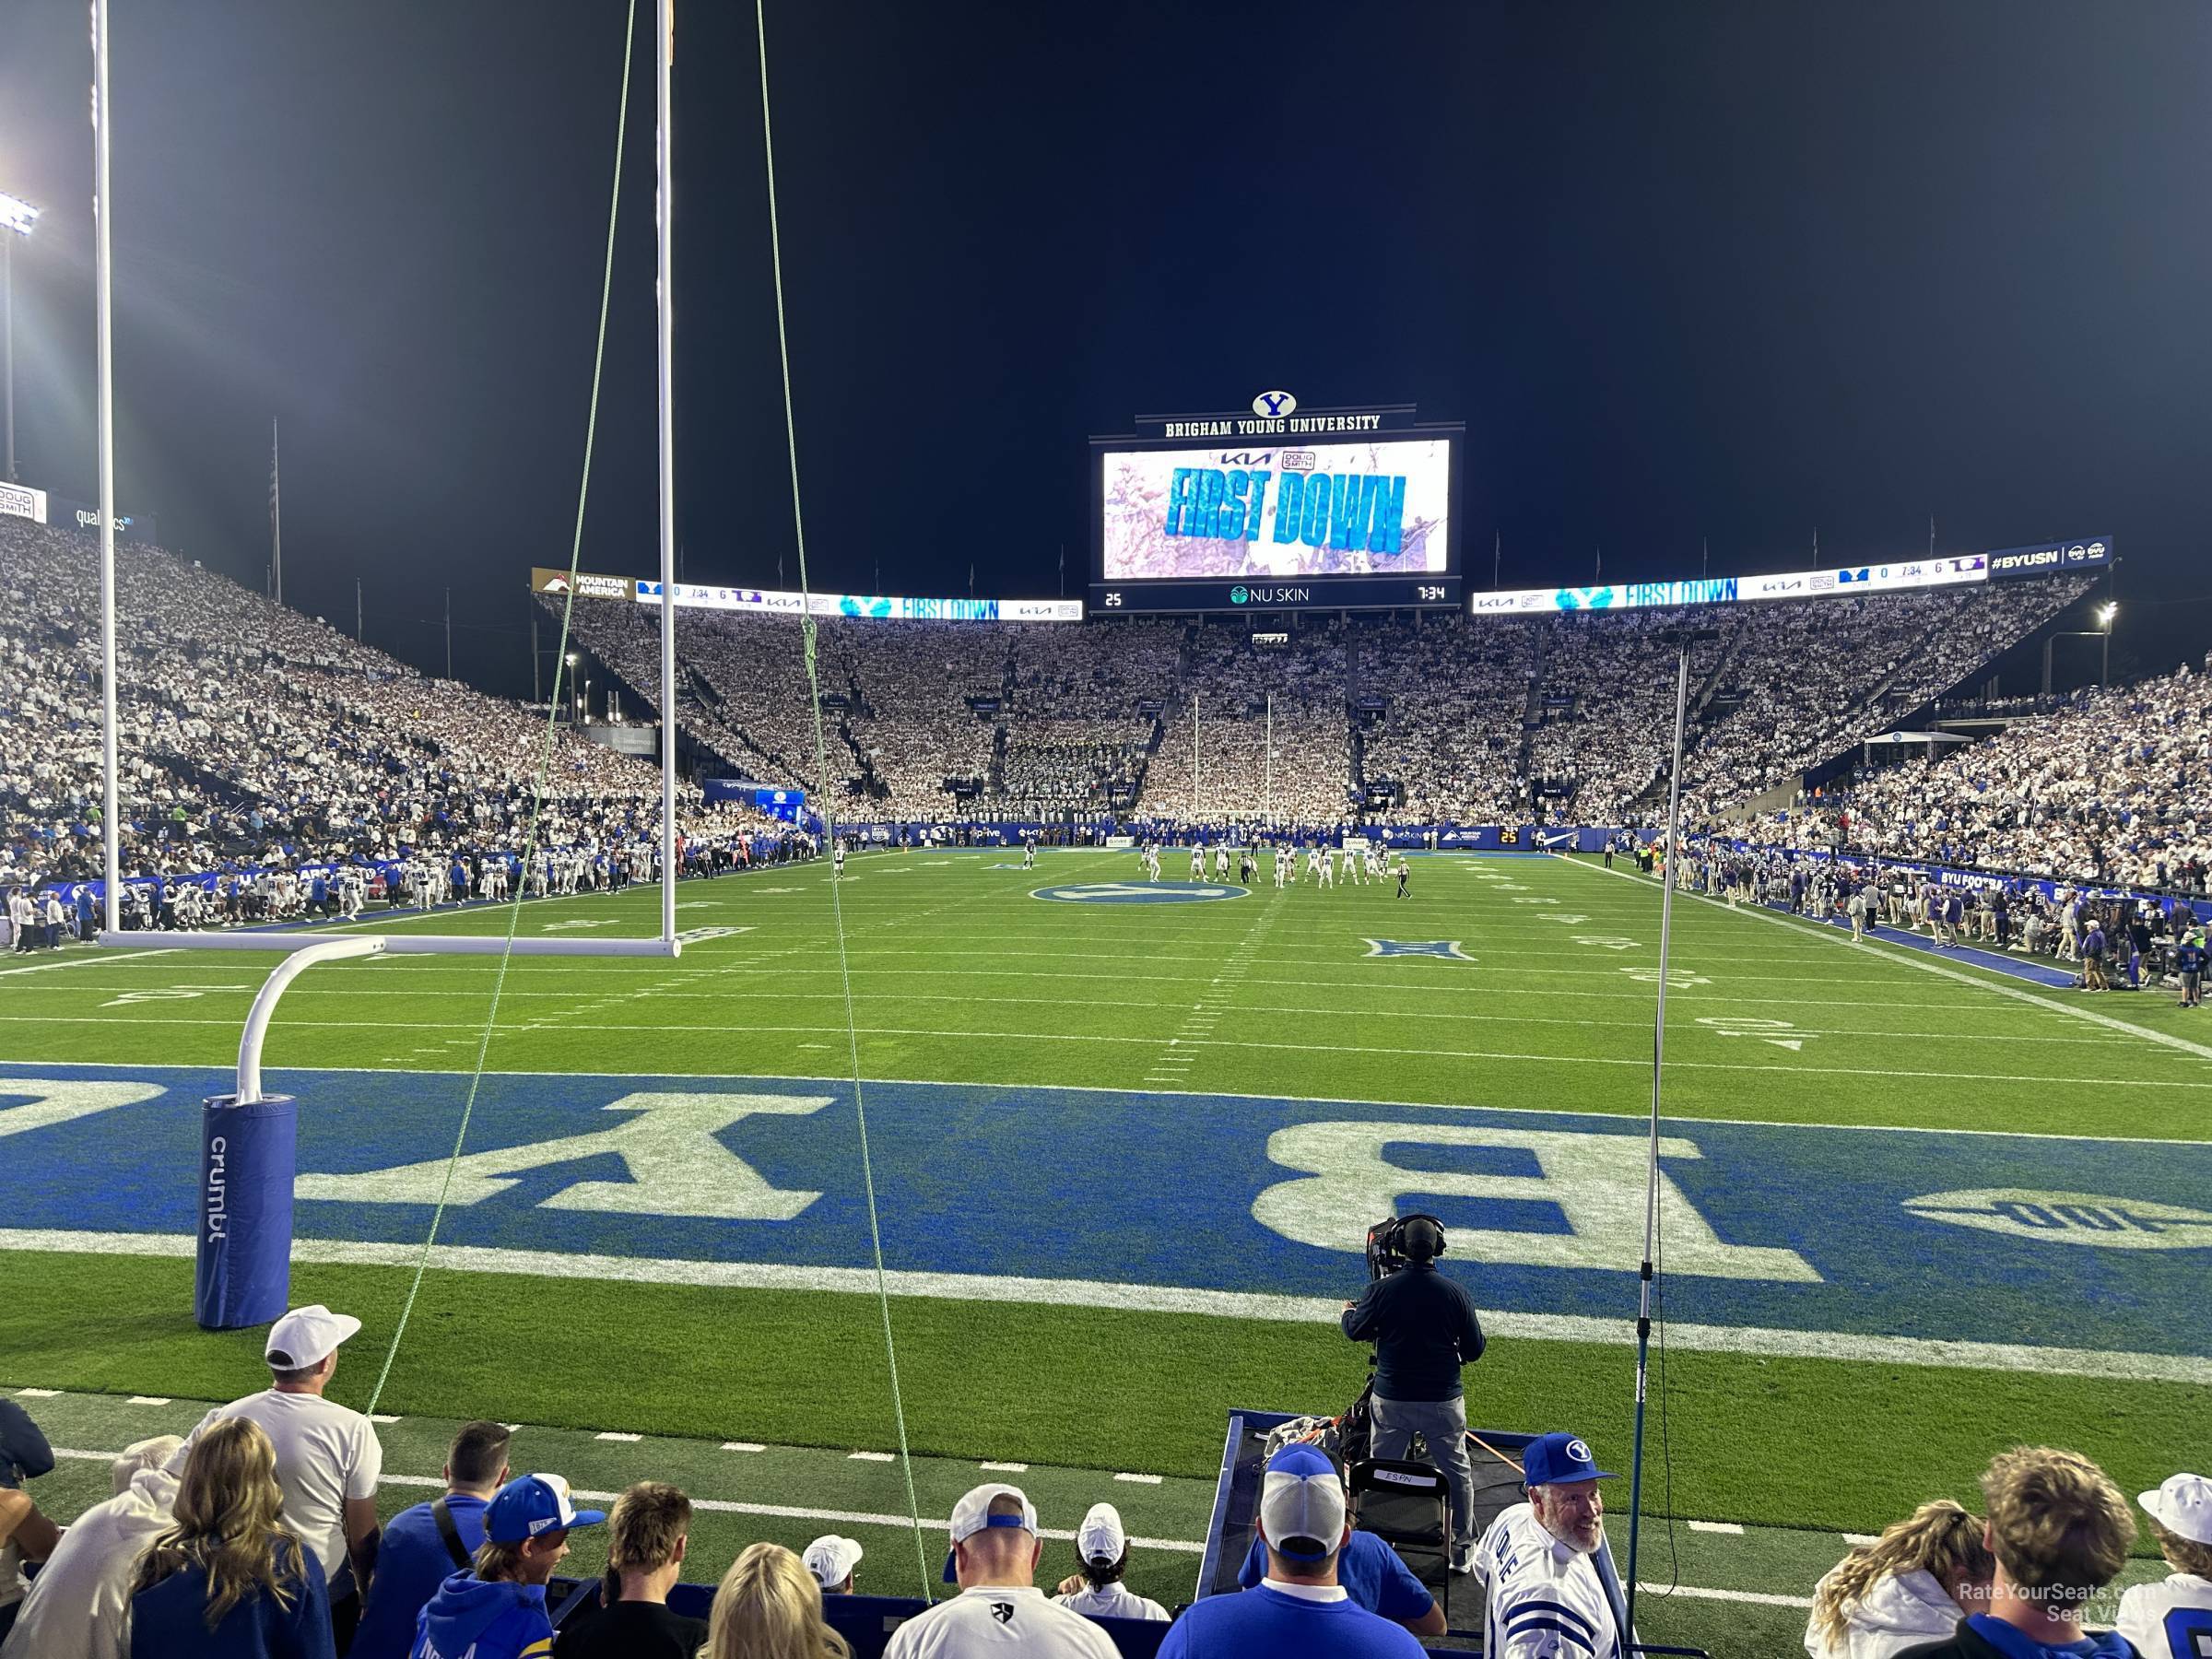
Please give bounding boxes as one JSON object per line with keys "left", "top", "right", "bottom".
{"left": 485, "top": 1473, "right": 606, "bottom": 1544}
{"left": 1523, "top": 1433, "right": 1615, "bottom": 1488}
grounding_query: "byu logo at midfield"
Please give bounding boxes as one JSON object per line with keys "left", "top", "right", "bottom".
{"left": 1364, "top": 939, "right": 1472, "bottom": 960}
{"left": 1031, "top": 882, "right": 1247, "bottom": 904}
{"left": 1903, "top": 1190, "right": 2212, "bottom": 1251}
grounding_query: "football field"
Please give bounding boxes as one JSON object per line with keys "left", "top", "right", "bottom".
{"left": 6, "top": 849, "right": 2207, "bottom": 1656}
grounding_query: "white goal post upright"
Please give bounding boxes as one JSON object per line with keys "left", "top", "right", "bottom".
{"left": 93, "top": 0, "right": 120, "bottom": 936}
{"left": 90, "top": 0, "right": 683, "bottom": 967}
{"left": 654, "top": 0, "right": 678, "bottom": 951}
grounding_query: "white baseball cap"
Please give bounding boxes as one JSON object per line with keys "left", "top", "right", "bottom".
{"left": 264, "top": 1304, "right": 362, "bottom": 1371}
{"left": 1259, "top": 1444, "right": 1347, "bottom": 1563}
{"left": 805, "top": 1535, "right": 864, "bottom": 1588}
{"left": 2140, "top": 1473, "right": 2212, "bottom": 1545}
{"left": 1077, "top": 1502, "right": 1128, "bottom": 1567}
{"left": 942, "top": 1483, "right": 1038, "bottom": 1583}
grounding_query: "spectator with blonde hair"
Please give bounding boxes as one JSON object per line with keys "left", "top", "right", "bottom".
{"left": 126, "top": 1417, "right": 333, "bottom": 1659}
{"left": 0, "top": 1436, "right": 181, "bottom": 1659}
{"left": 1805, "top": 1500, "right": 1994, "bottom": 1658}
{"left": 703, "top": 1542, "right": 851, "bottom": 1659}
{"left": 1894, "top": 1446, "right": 2138, "bottom": 1659}
{"left": 2116, "top": 1474, "right": 2212, "bottom": 1659}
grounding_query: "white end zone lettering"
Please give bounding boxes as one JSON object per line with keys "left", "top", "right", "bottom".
{"left": 1252, "top": 1121, "right": 1819, "bottom": 1282}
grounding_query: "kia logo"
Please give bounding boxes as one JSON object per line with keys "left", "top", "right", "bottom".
{"left": 1252, "top": 390, "right": 1297, "bottom": 418}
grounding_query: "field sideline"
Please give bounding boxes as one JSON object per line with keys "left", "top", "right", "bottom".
{"left": 6, "top": 849, "right": 2207, "bottom": 1656}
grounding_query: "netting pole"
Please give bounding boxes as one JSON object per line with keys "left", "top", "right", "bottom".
{"left": 1622, "top": 639, "right": 1691, "bottom": 1641}
{"left": 92, "top": 0, "right": 121, "bottom": 933}
{"left": 755, "top": 0, "right": 932, "bottom": 1595}
{"left": 655, "top": 0, "right": 678, "bottom": 944}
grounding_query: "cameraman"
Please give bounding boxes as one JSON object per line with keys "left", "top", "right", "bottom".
{"left": 1340, "top": 1217, "right": 1487, "bottom": 1572}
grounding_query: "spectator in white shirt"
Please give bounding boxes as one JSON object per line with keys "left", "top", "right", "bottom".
{"left": 1053, "top": 1503, "right": 1169, "bottom": 1622}
{"left": 884, "top": 1484, "right": 1117, "bottom": 1659}
{"left": 1804, "top": 1500, "right": 1994, "bottom": 1659}
{"left": 166, "top": 1305, "right": 382, "bottom": 1636}
{"left": 2117, "top": 1474, "right": 2212, "bottom": 1659}
{"left": 0, "top": 1436, "right": 182, "bottom": 1659}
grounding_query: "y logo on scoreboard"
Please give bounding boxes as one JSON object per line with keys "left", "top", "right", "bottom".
{"left": 1252, "top": 390, "right": 1298, "bottom": 418}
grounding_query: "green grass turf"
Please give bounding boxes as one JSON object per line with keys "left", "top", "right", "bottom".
{"left": 6, "top": 848, "right": 2206, "bottom": 1659}
{"left": 6, "top": 847, "right": 2205, "bottom": 1134}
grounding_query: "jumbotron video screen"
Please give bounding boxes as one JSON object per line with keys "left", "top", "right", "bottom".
{"left": 1091, "top": 431, "right": 1462, "bottom": 612}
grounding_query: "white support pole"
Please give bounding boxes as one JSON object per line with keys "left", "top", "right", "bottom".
{"left": 93, "top": 0, "right": 121, "bottom": 935}
{"left": 99, "top": 929, "right": 681, "bottom": 959}
{"left": 237, "top": 936, "right": 385, "bottom": 1104}
{"left": 655, "top": 0, "right": 678, "bottom": 945}
{"left": 1190, "top": 694, "right": 1199, "bottom": 822}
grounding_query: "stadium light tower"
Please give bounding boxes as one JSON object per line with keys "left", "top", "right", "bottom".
{"left": 2042, "top": 603, "right": 2121, "bottom": 694}
{"left": 0, "top": 188, "right": 39, "bottom": 483}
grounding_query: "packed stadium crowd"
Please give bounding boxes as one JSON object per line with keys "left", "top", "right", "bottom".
{"left": 0, "top": 1301, "right": 2201, "bottom": 1659}
{"left": 0, "top": 522, "right": 817, "bottom": 929}
{"left": 2, "top": 511, "right": 2147, "bottom": 940}
{"left": 1762, "top": 660, "right": 2212, "bottom": 889}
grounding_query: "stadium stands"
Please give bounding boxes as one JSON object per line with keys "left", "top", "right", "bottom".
{"left": 1809, "top": 658, "right": 2212, "bottom": 888}
{"left": 0, "top": 509, "right": 2118, "bottom": 924}
{"left": 0, "top": 519, "right": 797, "bottom": 918}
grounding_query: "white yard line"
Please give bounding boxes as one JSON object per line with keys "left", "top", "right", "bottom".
{"left": 8, "top": 982, "right": 2138, "bottom": 1046}
{"left": 8, "top": 1057, "right": 2204, "bottom": 1146}
{"left": 0, "top": 948, "right": 172, "bottom": 978}
{"left": 7, "top": 1229, "right": 2206, "bottom": 1386}
{"left": 1561, "top": 858, "right": 2212, "bottom": 1067}
{"left": 6, "top": 1011, "right": 2191, "bottom": 1087}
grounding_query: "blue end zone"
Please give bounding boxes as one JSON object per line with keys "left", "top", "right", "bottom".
{"left": 4, "top": 1065, "right": 2206, "bottom": 1365}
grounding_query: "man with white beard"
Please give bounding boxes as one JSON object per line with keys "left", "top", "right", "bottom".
{"left": 1472, "top": 1433, "right": 1621, "bottom": 1659}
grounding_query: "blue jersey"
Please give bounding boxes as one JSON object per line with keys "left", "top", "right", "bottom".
{"left": 1157, "top": 1583, "right": 1425, "bottom": 1659}
{"left": 1236, "top": 1532, "right": 1433, "bottom": 1625}
{"left": 352, "top": 1496, "right": 488, "bottom": 1659}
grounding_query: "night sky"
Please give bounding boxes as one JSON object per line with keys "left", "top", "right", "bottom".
{"left": 3, "top": 1, "right": 2207, "bottom": 696}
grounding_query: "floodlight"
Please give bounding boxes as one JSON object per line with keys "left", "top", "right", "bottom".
{"left": 0, "top": 192, "right": 38, "bottom": 238}
{"left": 2097, "top": 602, "right": 2118, "bottom": 626}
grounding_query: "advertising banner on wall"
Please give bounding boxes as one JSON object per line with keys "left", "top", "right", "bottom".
{"left": 631, "top": 581, "right": 1081, "bottom": 623}
{"left": 532, "top": 567, "right": 637, "bottom": 601}
{"left": 0, "top": 480, "right": 48, "bottom": 524}
{"left": 1984, "top": 536, "right": 2113, "bottom": 581}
